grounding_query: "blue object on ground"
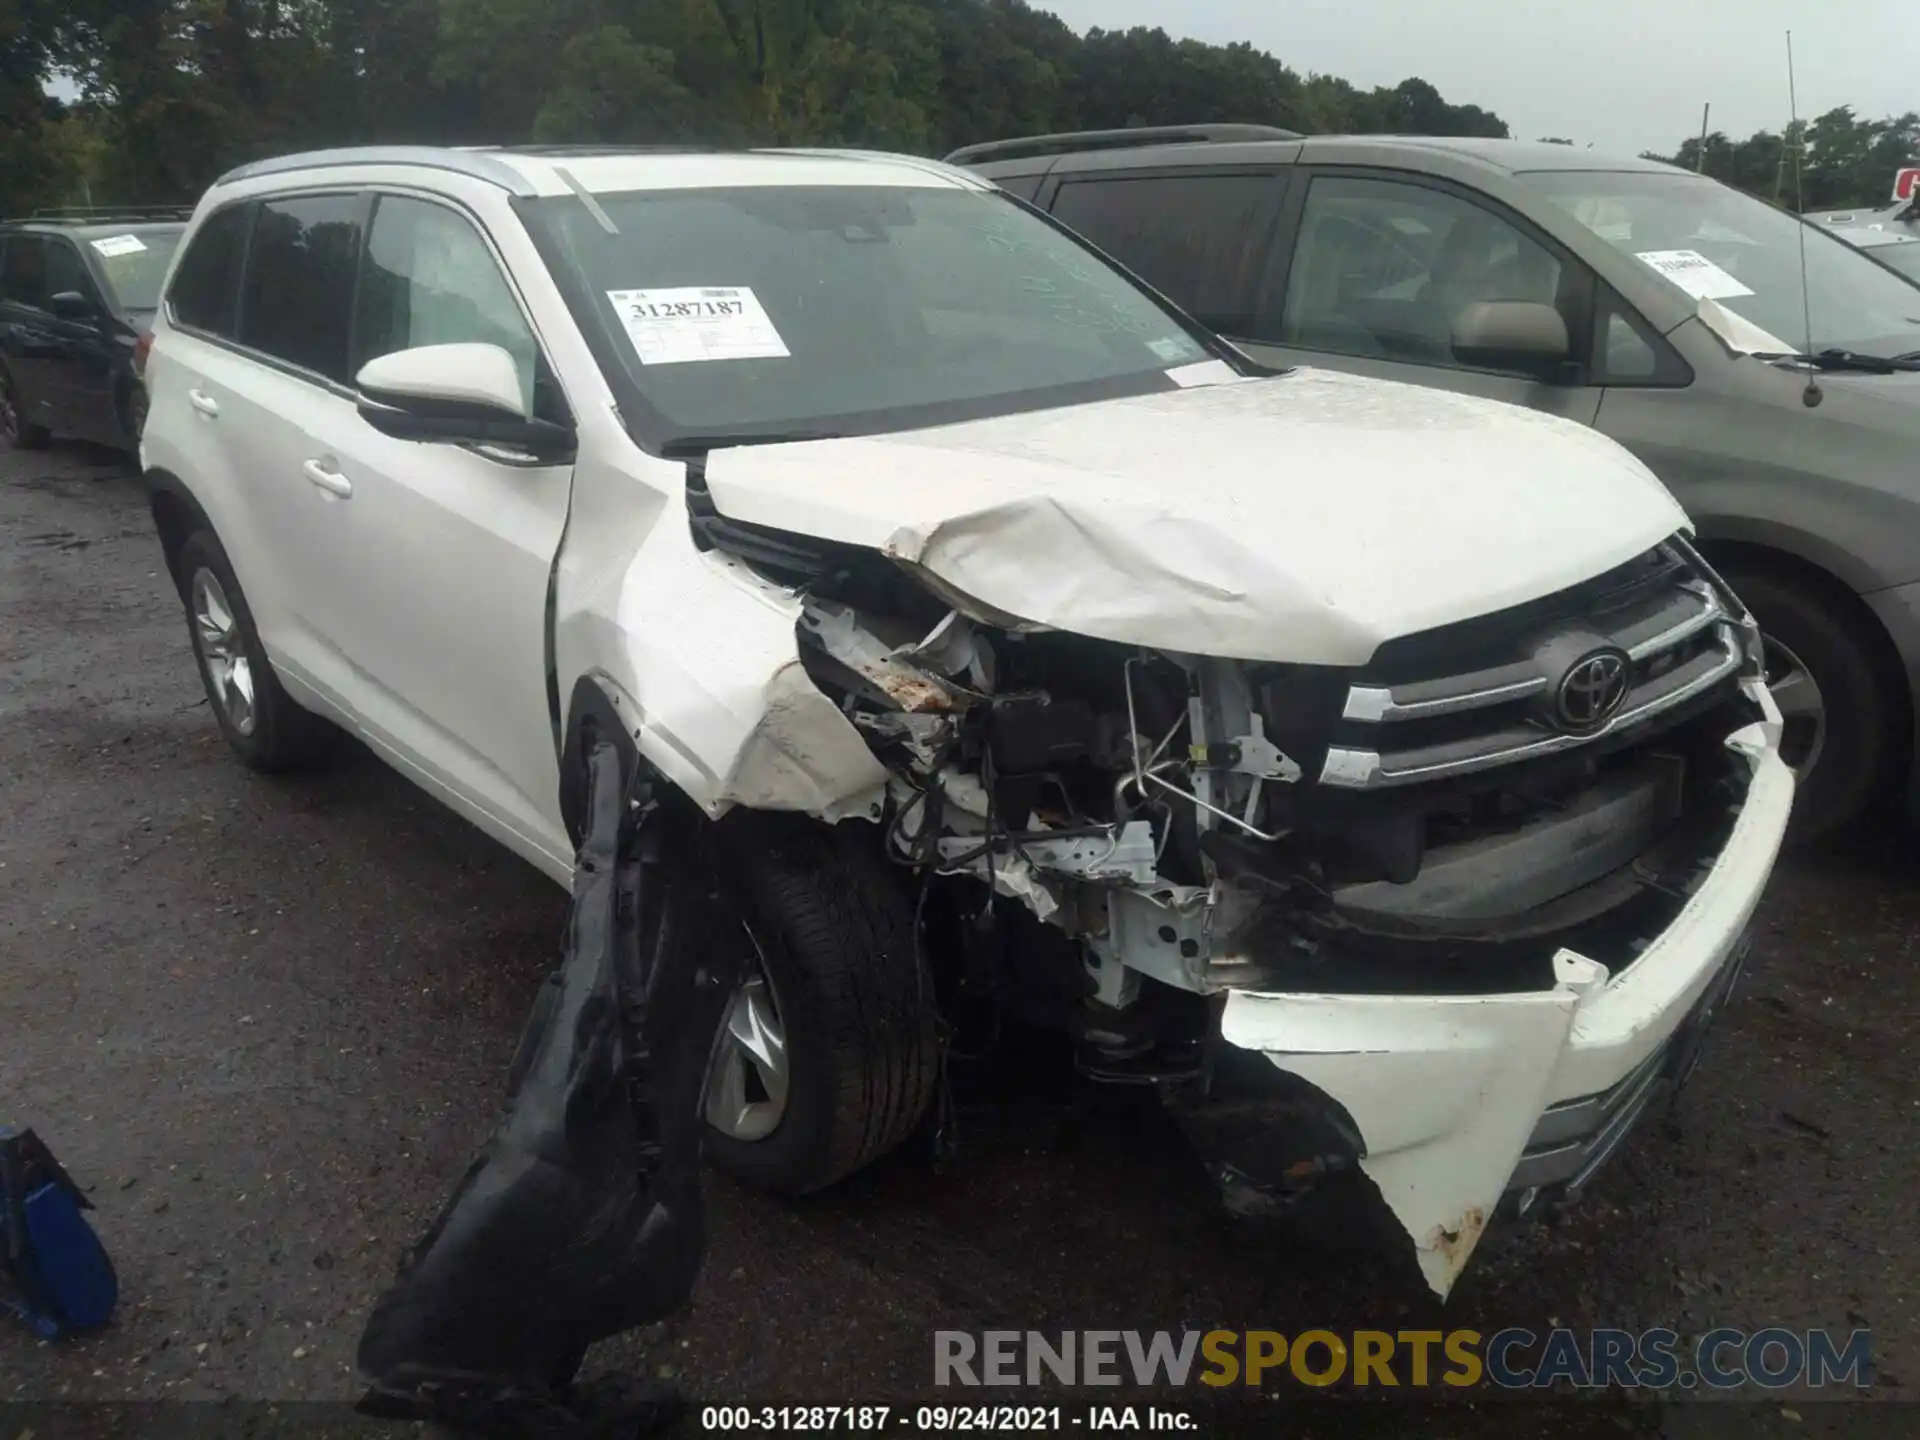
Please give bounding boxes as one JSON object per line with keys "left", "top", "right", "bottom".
{"left": 1, "top": 1124, "right": 119, "bottom": 1339}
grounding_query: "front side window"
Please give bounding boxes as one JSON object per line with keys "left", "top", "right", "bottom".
{"left": 1265, "top": 175, "right": 1567, "bottom": 370}
{"left": 168, "top": 206, "right": 251, "bottom": 338}
{"left": 1048, "top": 173, "right": 1278, "bottom": 333}
{"left": 356, "top": 196, "right": 539, "bottom": 411}
{"left": 1523, "top": 169, "right": 1920, "bottom": 357}
{"left": 238, "top": 193, "right": 368, "bottom": 380}
{"left": 43, "top": 241, "right": 91, "bottom": 305}
{"left": 526, "top": 182, "right": 1214, "bottom": 446}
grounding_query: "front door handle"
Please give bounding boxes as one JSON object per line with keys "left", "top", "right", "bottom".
{"left": 302, "top": 458, "right": 353, "bottom": 498}
{"left": 187, "top": 389, "right": 219, "bottom": 417}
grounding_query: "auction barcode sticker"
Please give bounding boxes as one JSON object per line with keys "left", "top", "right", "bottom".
{"left": 606, "top": 286, "right": 790, "bottom": 366}
{"left": 1633, "top": 249, "right": 1754, "bottom": 300}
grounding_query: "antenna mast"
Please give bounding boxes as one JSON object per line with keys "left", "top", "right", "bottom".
{"left": 1786, "top": 30, "right": 1821, "bottom": 408}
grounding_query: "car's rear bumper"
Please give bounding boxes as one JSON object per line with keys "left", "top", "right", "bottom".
{"left": 1212, "top": 680, "right": 1792, "bottom": 1296}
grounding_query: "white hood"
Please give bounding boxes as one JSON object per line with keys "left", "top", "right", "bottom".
{"left": 703, "top": 366, "right": 1689, "bottom": 666}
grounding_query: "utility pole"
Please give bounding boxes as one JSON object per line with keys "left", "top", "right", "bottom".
{"left": 1696, "top": 102, "right": 1710, "bottom": 173}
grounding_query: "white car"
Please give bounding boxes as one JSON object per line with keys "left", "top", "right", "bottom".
{"left": 1825, "top": 224, "right": 1920, "bottom": 284}
{"left": 138, "top": 145, "right": 1793, "bottom": 1296}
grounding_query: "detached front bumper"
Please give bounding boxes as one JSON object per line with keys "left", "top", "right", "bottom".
{"left": 1214, "top": 687, "right": 1793, "bottom": 1296}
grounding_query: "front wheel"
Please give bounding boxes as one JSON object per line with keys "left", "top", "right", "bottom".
{"left": 1721, "top": 565, "right": 1895, "bottom": 840}
{"left": 701, "top": 813, "right": 939, "bottom": 1194}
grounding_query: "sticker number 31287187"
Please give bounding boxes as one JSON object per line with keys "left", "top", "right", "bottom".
{"left": 605, "top": 285, "right": 791, "bottom": 366}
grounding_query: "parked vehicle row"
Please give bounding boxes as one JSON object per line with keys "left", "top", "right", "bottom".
{"left": 132, "top": 142, "right": 1789, "bottom": 1295}
{"left": 0, "top": 209, "right": 188, "bottom": 453}
{"left": 953, "top": 127, "right": 1920, "bottom": 838}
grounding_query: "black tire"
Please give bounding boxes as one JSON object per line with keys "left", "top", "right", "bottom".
{"left": 175, "top": 528, "right": 338, "bottom": 772}
{"left": 703, "top": 813, "right": 939, "bottom": 1194}
{"left": 1721, "top": 564, "right": 1895, "bottom": 840}
{"left": 1, "top": 367, "right": 51, "bottom": 450}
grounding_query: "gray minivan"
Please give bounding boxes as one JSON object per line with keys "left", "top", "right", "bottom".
{"left": 953, "top": 127, "right": 1920, "bottom": 838}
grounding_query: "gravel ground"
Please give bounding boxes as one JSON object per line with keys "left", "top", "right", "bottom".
{"left": 2, "top": 440, "right": 1915, "bottom": 1437}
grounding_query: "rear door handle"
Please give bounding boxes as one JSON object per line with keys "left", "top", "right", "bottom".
{"left": 302, "top": 458, "right": 353, "bottom": 498}
{"left": 187, "top": 389, "right": 219, "bottom": 417}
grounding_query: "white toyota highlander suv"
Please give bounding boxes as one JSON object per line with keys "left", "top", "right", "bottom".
{"left": 138, "top": 144, "right": 1793, "bottom": 1295}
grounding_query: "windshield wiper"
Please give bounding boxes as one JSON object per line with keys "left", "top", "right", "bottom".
{"left": 659, "top": 429, "right": 844, "bottom": 459}
{"left": 1755, "top": 348, "right": 1920, "bottom": 374}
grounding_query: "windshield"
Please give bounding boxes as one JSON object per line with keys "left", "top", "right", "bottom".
{"left": 528, "top": 183, "right": 1214, "bottom": 445}
{"left": 83, "top": 227, "right": 184, "bottom": 313}
{"left": 1521, "top": 170, "right": 1920, "bottom": 356}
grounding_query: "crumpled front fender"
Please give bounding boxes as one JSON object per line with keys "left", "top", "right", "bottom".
{"left": 552, "top": 461, "right": 888, "bottom": 828}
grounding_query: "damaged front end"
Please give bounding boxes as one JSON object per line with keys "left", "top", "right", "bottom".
{"left": 688, "top": 469, "right": 1792, "bottom": 1297}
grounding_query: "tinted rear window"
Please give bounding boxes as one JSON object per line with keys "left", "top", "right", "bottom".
{"left": 1049, "top": 173, "right": 1280, "bottom": 333}
{"left": 168, "top": 206, "right": 252, "bottom": 337}
{"left": 238, "top": 193, "right": 368, "bottom": 380}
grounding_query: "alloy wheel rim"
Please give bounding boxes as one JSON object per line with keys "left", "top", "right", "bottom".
{"left": 190, "top": 568, "right": 257, "bottom": 737}
{"left": 1762, "top": 633, "right": 1825, "bottom": 779}
{"left": 702, "top": 930, "right": 790, "bottom": 1142}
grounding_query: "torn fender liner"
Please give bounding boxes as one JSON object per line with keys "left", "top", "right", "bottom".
{"left": 356, "top": 738, "right": 741, "bottom": 1432}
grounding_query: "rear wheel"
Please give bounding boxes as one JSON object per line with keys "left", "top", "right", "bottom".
{"left": 701, "top": 814, "right": 939, "bottom": 1194}
{"left": 1, "top": 369, "right": 50, "bottom": 450}
{"left": 1721, "top": 564, "right": 1895, "bottom": 840}
{"left": 176, "top": 529, "right": 338, "bottom": 771}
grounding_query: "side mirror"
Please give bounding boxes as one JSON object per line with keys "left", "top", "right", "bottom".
{"left": 1450, "top": 301, "right": 1573, "bottom": 380}
{"left": 49, "top": 290, "right": 97, "bottom": 323}
{"left": 354, "top": 342, "right": 574, "bottom": 460}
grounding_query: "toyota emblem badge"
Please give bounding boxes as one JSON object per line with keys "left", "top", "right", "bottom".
{"left": 1555, "top": 648, "right": 1631, "bottom": 730}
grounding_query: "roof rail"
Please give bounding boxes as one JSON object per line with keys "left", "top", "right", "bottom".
{"left": 943, "top": 124, "right": 1301, "bottom": 167}
{"left": 215, "top": 146, "right": 540, "bottom": 196}
{"left": 21, "top": 205, "right": 195, "bottom": 225}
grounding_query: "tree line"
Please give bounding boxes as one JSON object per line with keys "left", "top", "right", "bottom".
{"left": 3, "top": 0, "right": 1910, "bottom": 220}
{"left": 1641, "top": 106, "right": 1919, "bottom": 211}
{"left": 4, "top": 0, "right": 1510, "bottom": 213}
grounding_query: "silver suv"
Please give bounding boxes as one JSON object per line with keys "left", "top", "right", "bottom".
{"left": 955, "top": 126, "right": 1920, "bottom": 837}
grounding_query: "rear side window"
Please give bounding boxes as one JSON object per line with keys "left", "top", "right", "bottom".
{"left": 168, "top": 205, "right": 252, "bottom": 337}
{"left": 1, "top": 236, "right": 49, "bottom": 309}
{"left": 238, "top": 193, "right": 368, "bottom": 380}
{"left": 1048, "top": 173, "right": 1280, "bottom": 333}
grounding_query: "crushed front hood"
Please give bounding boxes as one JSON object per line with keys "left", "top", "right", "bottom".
{"left": 703, "top": 367, "right": 1689, "bottom": 666}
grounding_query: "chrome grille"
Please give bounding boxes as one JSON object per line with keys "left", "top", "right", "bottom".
{"left": 1321, "top": 565, "right": 1744, "bottom": 792}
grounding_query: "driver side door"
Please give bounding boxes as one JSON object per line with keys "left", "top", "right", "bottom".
{"left": 1239, "top": 170, "right": 1603, "bottom": 425}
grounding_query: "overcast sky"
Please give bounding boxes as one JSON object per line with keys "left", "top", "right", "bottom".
{"left": 1041, "top": 0, "right": 1919, "bottom": 160}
